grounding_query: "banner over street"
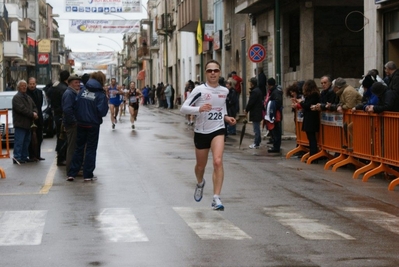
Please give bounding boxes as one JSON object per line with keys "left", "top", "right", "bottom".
{"left": 69, "top": 52, "right": 117, "bottom": 65}
{"left": 69, "top": 19, "right": 140, "bottom": 34}
{"left": 65, "top": 0, "right": 142, "bottom": 13}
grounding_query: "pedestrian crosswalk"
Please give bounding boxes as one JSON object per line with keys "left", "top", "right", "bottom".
{"left": 1, "top": 207, "right": 399, "bottom": 246}
{"left": 173, "top": 207, "right": 251, "bottom": 240}
{"left": 264, "top": 207, "right": 355, "bottom": 240}
{"left": 0, "top": 210, "right": 47, "bottom": 246}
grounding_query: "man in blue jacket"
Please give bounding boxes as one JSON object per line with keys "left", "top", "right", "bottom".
{"left": 66, "top": 72, "right": 109, "bottom": 181}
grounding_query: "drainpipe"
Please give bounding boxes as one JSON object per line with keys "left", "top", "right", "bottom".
{"left": 199, "top": 0, "right": 204, "bottom": 82}
{"left": 275, "top": 0, "right": 281, "bottom": 85}
{"left": 164, "top": 0, "right": 168, "bottom": 84}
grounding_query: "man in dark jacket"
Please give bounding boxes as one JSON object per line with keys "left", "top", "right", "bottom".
{"left": 26, "top": 77, "right": 45, "bottom": 161}
{"left": 384, "top": 61, "right": 399, "bottom": 95}
{"left": 244, "top": 77, "right": 263, "bottom": 149}
{"left": 318, "top": 75, "right": 336, "bottom": 111}
{"left": 48, "top": 70, "right": 69, "bottom": 166}
{"left": 62, "top": 75, "right": 81, "bottom": 175}
{"left": 257, "top": 67, "right": 267, "bottom": 98}
{"left": 67, "top": 71, "right": 109, "bottom": 181}
{"left": 12, "top": 80, "right": 38, "bottom": 164}
{"left": 366, "top": 82, "right": 399, "bottom": 113}
{"left": 266, "top": 78, "right": 283, "bottom": 153}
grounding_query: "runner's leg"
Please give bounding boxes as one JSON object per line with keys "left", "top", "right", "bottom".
{"left": 210, "top": 135, "right": 225, "bottom": 195}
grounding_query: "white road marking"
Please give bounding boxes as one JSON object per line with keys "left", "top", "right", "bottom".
{"left": 264, "top": 207, "right": 355, "bottom": 240}
{"left": 0, "top": 210, "right": 47, "bottom": 246}
{"left": 173, "top": 207, "right": 251, "bottom": 240}
{"left": 339, "top": 207, "right": 399, "bottom": 234}
{"left": 96, "top": 208, "right": 149, "bottom": 242}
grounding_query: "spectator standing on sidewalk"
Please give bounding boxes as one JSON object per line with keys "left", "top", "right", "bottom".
{"left": 231, "top": 71, "right": 242, "bottom": 113}
{"left": 26, "top": 77, "right": 45, "bottom": 161}
{"left": 12, "top": 80, "right": 38, "bottom": 164}
{"left": 63, "top": 75, "right": 82, "bottom": 176}
{"left": 265, "top": 78, "right": 283, "bottom": 153}
{"left": 47, "top": 70, "right": 69, "bottom": 166}
{"left": 294, "top": 79, "right": 320, "bottom": 157}
{"left": 67, "top": 71, "right": 109, "bottom": 181}
{"left": 244, "top": 77, "right": 263, "bottom": 149}
{"left": 225, "top": 78, "right": 238, "bottom": 135}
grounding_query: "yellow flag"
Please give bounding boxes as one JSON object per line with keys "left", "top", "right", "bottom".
{"left": 196, "top": 19, "right": 202, "bottom": 55}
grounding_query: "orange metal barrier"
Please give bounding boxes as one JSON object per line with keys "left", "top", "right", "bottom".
{"left": 286, "top": 109, "right": 399, "bottom": 191}
{"left": 285, "top": 111, "right": 309, "bottom": 161}
{"left": 0, "top": 110, "right": 10, "bottom": 179}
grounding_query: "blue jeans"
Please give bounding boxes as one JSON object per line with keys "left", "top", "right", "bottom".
{"left": 68, "top": 125, "right": 100, "bottom": 178}
{"left": 14, "top": 127, "right": 31, "bottom": 161}
{"left": 166, "top": 96, "right": 171, "bottom": 108}
{"left": 227, "top": 124, "right": 236, "bottom": 135}
{"left": 252, "top": 121, "right": 261, "bottom": 146}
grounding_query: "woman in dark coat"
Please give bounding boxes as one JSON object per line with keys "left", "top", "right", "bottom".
{"left": 293, "top": 79, "right": 320, "bottom": 156}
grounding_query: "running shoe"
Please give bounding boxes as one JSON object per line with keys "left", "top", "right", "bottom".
{"left": 212, "top": 197, "right": 224, "bottom": 211}
{"left": 84, "top": 176, "right": 97, "bottom": 182}
{"left": 132, "top": 124, "right": 135, "bottom": 129}
{"left": 66, "top": 177, "right": 74, "bottom": 182}
{"left": 249, "top": 144, "right": 259, "bottom": 149}
{"left": 194, "top": 179, "right": 205, "bottom": 202}
{"left": 112, "top": 123, "right": 115, "bottom": 129}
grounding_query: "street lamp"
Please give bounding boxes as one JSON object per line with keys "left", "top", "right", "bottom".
{"left": 97, "top": 44, "right": 118, "bottom": 79}
{"left": 97, "top": 43, "right": 117, "bottom": 51}
{"left": 99, "top": 36, "right": 122, "bottom": 50}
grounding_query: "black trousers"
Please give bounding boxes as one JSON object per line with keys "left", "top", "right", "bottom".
{"left": 28, "top": 125, "right": 43, "bottom": 159}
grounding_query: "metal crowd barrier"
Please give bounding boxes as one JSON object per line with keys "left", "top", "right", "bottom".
{"left": 0, "top": 110, "right": 10, "bottom": 179}
{"left": 286, "top": 110, "right": 399, "bottom": 191}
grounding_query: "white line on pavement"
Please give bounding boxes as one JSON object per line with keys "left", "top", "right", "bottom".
{"left": 0, "top": 210, "right": 47, "bottom": 246}
{"left": 264, "top": 207, "right": 355, "bottom": 240}
{"left": 173, "top": 207, "right": 252, "bottom": 240}
{"left": 96, "top": 208, "right": 149, "bottom": 242}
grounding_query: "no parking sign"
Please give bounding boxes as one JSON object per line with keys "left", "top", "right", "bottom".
{"left": 248, "top": 44, "right": 266, "bottom": 63}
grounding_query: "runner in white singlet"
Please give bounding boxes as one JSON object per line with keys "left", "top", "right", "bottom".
{"left": 180, "top": 60, "right": 236, "bottom": 211}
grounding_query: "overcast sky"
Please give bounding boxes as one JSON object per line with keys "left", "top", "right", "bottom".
{"left": 45, "top": 0, "right": 149, "bottom": 53}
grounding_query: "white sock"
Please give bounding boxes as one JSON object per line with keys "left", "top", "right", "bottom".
{"left": 213, "top": 194, "right": 220, "bottom": 199}
{"left": 198, "top": 180, "right": 205, "bottom": 186}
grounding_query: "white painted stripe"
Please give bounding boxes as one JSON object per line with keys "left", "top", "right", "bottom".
{"left": 96, "top": 208, "right": 149, "bottom": 242}
{"left": 0, "top": 210, "right": 47, "bottom": 246}
{"left": 173, "top": 207, "right": 251, "bottom": 240}
{"left": 264, "top": 207, "right": 355, "bottom": 240}
{"left": 339, "top": 207, "right": 399, "bottom": 234}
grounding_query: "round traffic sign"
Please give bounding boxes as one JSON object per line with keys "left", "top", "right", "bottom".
{"left": 248, "top": 44, "right": 266, "bottom": 63}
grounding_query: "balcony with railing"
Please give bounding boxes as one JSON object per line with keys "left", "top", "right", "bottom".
{"left": 4, "top": 41, "right": 23, "bottom": 59}
{"left": 18, "top": 18, "right": 36, "bottom": 32}
{"left": 4, "top": 3, "right": 22, "bottom": 21}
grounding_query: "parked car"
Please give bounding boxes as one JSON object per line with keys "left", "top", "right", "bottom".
{"left": 0, "top": 88, "right": 55, "bottom": 143}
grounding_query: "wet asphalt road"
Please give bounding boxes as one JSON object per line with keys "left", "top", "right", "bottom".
{"left": 1, "top": 105, "right": 399, "bottom": 267}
